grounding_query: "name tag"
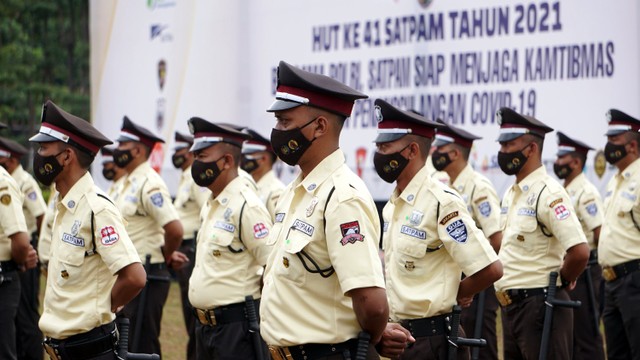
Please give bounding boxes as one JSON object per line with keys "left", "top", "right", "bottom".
{"left": 62, "top": 233, "right": 85, "bottom": 247}
{"left": 383, "top": 221, "right": 389, "bottom": 232}
{"left": 292, "top": 219, "right": 314, "bottom": 236}
{"left": 214, "top": 221, "right": 235, "bottom": 233}
{"left": 517, "top": 208, "right": 536, "bottom": 217}
{"left": 275, "top": 213, "right": 285, "bottom": 223}
{"left": 400, "top": 225, "right": 426, "bottom": 240}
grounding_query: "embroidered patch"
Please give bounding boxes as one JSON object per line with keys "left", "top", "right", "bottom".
{"left": 439, "top": 211, "right": 459, "bottom": 225}
{"left": 383, "top": 221, "right": 389, "bottom": 232}
{"left": 0, "top": 194, "right": 11, "bottom": 205}
{"left": 71, "top": 220, "right": 81, "bottom": 236}
{"left": 586, "top": 203, "right": 598, "bottom": 216}
{"left": 400, "top": 225, "right": 426, "bottom": 240}
{"left": 275, "top": 213, "right": 285, "bottom": 223}
{"left": 214, "top": 221, "right": 236, "bottom": 233}
{"left": 223, "top": 208, "right": 232, "bottom": 221}
{"left": 517, "top": 208, "right": 536, "bottom": 217}
{"left": 292, "top": 219, "right": 314, "bottom": 236}
{"left": 62, "top": 233, "right": 85, "bottom": 247}
{"left": 150, "top": 193, "right": 164, "bottom": 207}
{"left": 622, "top": 191, "right": 637, "bottom": 202}
{"left": 474, "top": 195, "right": 488, "bottom": 204}
{"left": 549, "top": 198, "right": 563, "bottom": 208}
{"left": 553, "top": 204, "right": 570, "bottom": 220}
{"left": 146, "top": 187, "right": 160, "bottom": 194}
{"left": 306, "top": 196, "right": 319, "bottom": 217}
{"left": 478, "top": 201, "right": 491, "bottom": 217}
{"left": 253, "top": 223, "right": 269, "bottom": 239}
{"left": 526, "top": 193, "right": 536, "bottom": 206}
{"left": 27, "top": 191, "right": 37, "bottom": 201}
{"left": 340, "top": 221, "right": 364, "bottom": 245}
{"left": 409, "top": 210, "right": 423, "bottom": 225}
{"left": 446, "top": 220, "right": 468, "bottom": 243}
{"left": 100, "top": 226, "right": 119, "bottom": 245}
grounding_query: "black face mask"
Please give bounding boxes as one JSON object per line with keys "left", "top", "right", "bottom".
{"left": 431, "top": 150, "right": 452, "bottom": 171}
{"left": 604, "top": 141, "right": 628, "bottom": 164}
{"left": 553, "top": 163, "right": 572, "bottom": 179}
{"left": 102, "top": 167, "right": 116, "bottom": 181}
{"left": 113, "top": 148, "right": 134, "bottom": 168}
{"left": 270, "top": 118, "right": 317, "bottom": 166}
{"left": 33, "top": 151, "right": 65, "bottom": 186}
{"left": 373, "top": 145, "right": 410, "bottom": 183}
{"left": 191, "top": 157, "right": 224, "bottom": 187}
{"left": 172, "top": 153, "right": 186, "bottom": 169}
{"left": 498, "top": 143, "right": 531, "bottom": 176}
{"left": 240, "top": 156, "right": 259, "bottom": 174}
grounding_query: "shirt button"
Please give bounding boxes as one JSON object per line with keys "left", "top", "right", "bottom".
{"left": 221, "top": 198, "right": 227, "bottom": 204}
{"left": 307, "top": 184, "right": 316, "bottom": 191}
{"left": 407, "top": 194, "right": 414, "bottom": 201}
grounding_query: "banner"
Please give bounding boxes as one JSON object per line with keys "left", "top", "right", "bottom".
{"left": 91, "top": 0, "right": 640, "bottom": 199}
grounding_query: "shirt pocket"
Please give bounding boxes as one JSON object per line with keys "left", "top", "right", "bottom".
{"left": 207, "top": 228, "right": 242, "bottom": 265}
{"left": 120, "top": 200, "right": 139, "bottom": 218}
{"left": 56, "top": 244, "right": 86, "bottom": 287}
{"left": 395, "top": 234, "right": 429, "bottom": 277}
{"left": 275, "top": 230, "right": 311, "bottom": 286}
{"left": 510, "top": 214, "right": 544, "bottom": 252}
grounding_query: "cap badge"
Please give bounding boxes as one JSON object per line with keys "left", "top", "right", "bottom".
{"left": 374, "top": 105, "right": 383, "bottom": 123}
{"left": 606, "top": 110, "right": 612, "bottom": 123}
{"left": 496, "top": 110, "right": 503, "bottom": 125}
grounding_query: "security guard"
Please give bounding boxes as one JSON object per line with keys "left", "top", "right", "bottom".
{"left": 494, "top": 107, "right": 589, "bottom": 360}
{"left": 100, "top": 147, "right": 126, "bottom": 199}
{"left": 187, "top": 118, "right": 273, "bottom": 359}
{"left": 31, "top": 100, "right": 145, "bottom": 360}
{"left": 598, "top": 109, "right": 640, "bottom": 360}
{"left": 261, "top": 61, "right": 388, "bottom": 360}
{"left": 241, "top": 128, "right": 285, "bottom": 220}
{"left": 374, "top": 99, "right": 502, "bottom": 360}
{"left": 431, "top": 121, "right": 502, "bottom": 360}
{"left": 0, "top": 136, "right": 47, "bottom": 360}
{"left": 113, "top": 116, "right": 185, "bottom": 356}
{"left": 172, "top": 130, "right": 209, "bottom": 360}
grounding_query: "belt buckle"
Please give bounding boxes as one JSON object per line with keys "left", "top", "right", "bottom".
{"left": 43, "top": 342, "right": 61, "bottom": 360}
{"left": 268, "top": 345, "right": 293, "bottom": 360}
{"left": 496, "top": 290, "right": 512, "bottom": 306}
{"left": 196, "top": 309, "right": 217, "bottom": 326}
{"left": 603, "top": 267, "right": 617, "bottom": 282}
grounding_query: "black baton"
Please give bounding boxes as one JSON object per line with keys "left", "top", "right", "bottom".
{"left": 245, "top": 295, "right": 267, "bottom": 360}
{"left": 539, "top": 271, "right": 581, "bottom": 360}
{"left": 116, "top": 317, "right": 159, "bottom": 359}
{"left": 355, "top": 331, "right": 371, "bottom": 360}
{"left": 471, "top": 290, "right": 486, "bottom": 360}
{"left": 585, "top": 251, "right": 600, "bottom": 335}
{"left": 448, "top": 305, "right": 486, "bottom": 360}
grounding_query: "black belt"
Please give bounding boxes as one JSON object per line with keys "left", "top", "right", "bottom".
{"left": 181, "top": 239, "right": 195, "bottom": 247}
{"left": 270, "top": 339, "right": 358, "bottom": 360}
{"left": 0, "top": 260, "right": 17, "bottom": 273}
{"left": 401, "top": 313, "right": 451, "bottom": 337}
{"left": 496, "top": 287, "right": 548, "bottom": 306}
{"left": 603, "top": 259, "right": 640, "bottom": 282}
{"left": 195, "top": 300, "right": 258, "bottom": 326}
{"left": 44, "top": 321, "right": 117, "bottom": 360}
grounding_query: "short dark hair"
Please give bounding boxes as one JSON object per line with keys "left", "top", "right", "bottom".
{"left": 569, "top": 152, "right": 588, "bottom": 170}
{"left": 528, "top": 135, "right": 544, "bottom": 154}
{"left": 63, "top": 144, "right": 95, "bottom": 169}
{"left": 453, "top": 143, "right": 471, "bottom": 161}
{"left": 626, "top": 131, "right": 640, "bottom": 151}
{"left": 405, "top": 135, "right": 431, "bottom": 161}
{"left": 223, "top": 143, "right": 241, "bottom": 166}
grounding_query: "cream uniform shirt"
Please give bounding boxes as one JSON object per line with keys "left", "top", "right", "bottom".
{"left": 383, "top": 165, "right": 498, "bottom": 321}
{"left": 0, "top": 166, "right": 28, "bottom": 261}
{"left": 188, "top": 176, "right": 272, "bottom": 309}
{"left": 599, "top": 158, "right": 640, "bottom": 267}
{"left": 255, "top": 169, "right": 285, "bottom": 220}
{"left": 451, "top": 164, "right": 502, "bottom": 239}
{"left": 495, "top": 166, "right": 587, "bottom": 291}
{"left": 39, "top": 172, "right": 140, "bottom": 339}
{"left": 174, "top": 166, "right": 209, "bottom": 241}
{"left": 565, "top": 173, "right": 604, "bottom": 250}
{"left": 260, "top": 150, "right": 384, "bottom": 346}
{"left": 107, "top": 176, "right": 125, "bottom": 201}
{"left": 114, "top": 161, "right": 180, "bottom": 264}
{"left": 38, "top": 187, "right": 58, "bottom": 264}
{"left": 11, "top": 165, "right": 47, "bottom": 234}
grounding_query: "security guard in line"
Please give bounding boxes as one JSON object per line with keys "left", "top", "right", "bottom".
{"left": 494, "top": 107, "right": 589, "bottom": 360}
{"left": 0, "top": 128, "right": 38, "bottom": 360}
{"left": 100, "top": 147, "right": 126, "bottom": 199}
{"left": 0, "top": 137, "right": 48, "bottom": 360}
{"left": 431, "top": 122, "right": 503, "bottom": 360}
{"left": 261, "top": 61, "right": 388, "bottom": 360}
{"left": 171, "top": 130, "right": 209, "bottom": 360}
{"left": 553, "top": 131, "right": 606, "bottom": 360}
{"left": 240, "top": 128, "right": 285, "bottom": 220}
{"left": 598, "top": 109, "right": 640, "bottom": 360}
{"left": 187, "top": 118, "right": 273, "bottom": 359}
{"left": 113, "top": 116, "right": 186, "bottom": 356}
{"left": 31, "top": 100, "right": 145, "bottom": 360}
{"left": 373, "top": 99, "right": 502, "bottom": 360}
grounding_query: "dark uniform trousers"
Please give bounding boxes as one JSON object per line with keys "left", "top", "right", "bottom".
{"left": 398, "top": 321, "right": 470, "bottom": 360}
{"left": 602, "top": 270, "right": 640, "bottom": 360}
{"left": 195, "top": 321, "right": 267, "bottom": 360}
{"left": 569, "top": 264, "right": 605, "bottom": 360}
{"left": 0, "top": 270, "right": 20, "bottom": 360}
{"left": 121, "top": 265, "right": 170, "bottom": 357}
{"left": 16, "top": 265, "right": 43, "bottom": 360}
{"left": 460, "top": 286, "right": 498, "bottom": 360}
{"left": 176, "top": 240, "right": 196, "bottom": 360}
{"left": 501, "top": 289, "right": 572, "bottom": 360}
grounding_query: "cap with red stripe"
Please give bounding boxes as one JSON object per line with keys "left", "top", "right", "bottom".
{"left": 266, "top": 61, "right": 368, "bottom": 118}
{"left": 605, "top": 109, "right": 640, "bottom": 136}
{"left": 242, "top": 128, "right": 273, "bottom": 154}
{"left": 29, "top": 100, "right": 112, "bottom": 155}
{"left": 174, "top": 131, "right": 194, "bottom": 151}
{"left": 433, "top": 119, "right": 482, "bottom": 148}
{"left": 117, "top": 116, "right": 164, "bottom": 148}
{"left": 0, "top": 137, "right": 28, "bottom": 158}
{"left": 556, "top": 131, "right": 593, "bottom": 157}
{"left": 374, "top": 99, "right": 442, "bottom": 143}
{"left": 187, "top": 117, "right": 251, "bottom": 152}
{"left": 496, "top": 107, "right": 553, "bottom": 142}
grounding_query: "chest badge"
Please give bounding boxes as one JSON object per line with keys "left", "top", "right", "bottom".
{"left": 71, "top": 220, "right": 81, "bottom": 236}
{"left": 223, "top": 208, "right": 232, "bottom": 222}
{"left": 60, "top": 270, "right": 69, "bottom": 279}
{"left": 306, "top": 196, "right": 319, "bottom": 217}
{"left": 212, "top": 250, "right": 221, "bottom": 257}
{"left": 282, "top": 256, "right": 290, "bottom": 268}
{"left": 409, "top": 210, "right": 424, "bottom": 226}
{"left": 404, "top": 261, "right": 415, "bottom": 271}
{"left": 526, "top": 193, "right": 536, "bottom": 206}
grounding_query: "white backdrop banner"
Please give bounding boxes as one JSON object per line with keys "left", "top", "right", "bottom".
{"left": 90, "top": 0, "right": 640, "bottom": 199}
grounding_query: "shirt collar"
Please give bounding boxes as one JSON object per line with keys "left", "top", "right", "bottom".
{"left": 515, "top": 165, "right": 547, "bottom": 192}
{"left": 294, "top": 149, "right": 345, "bottom": 195}
{"left": 213, "top": 175, "right": 246, "bottom": 206}
{"left": 392, "top": 164, "right": 431, "bottom": 206}
{"left": 565, "top": 172, "right": 586, "bottom": 193}
{"left": 451, "top": 163, "right": 474, "bottom": 191}
{"left": 617, "top": 158, "right": 640, "bottom": 181}
{"left": 127, "top": 161, "right": 153, "bottom": 183}
{"left": 257, "top": 169, "right": 276, "bottom": 187}
{"left": 57, "top": 172, "right": 94, "bottom": 214}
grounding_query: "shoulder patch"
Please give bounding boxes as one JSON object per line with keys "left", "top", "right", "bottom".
{"left": 549, "top": 198, "right": 563, "bottom": 208}
{"left": 27, "top": 191, "right": 37, "bottom": 201}
{"left": 553, "top": 204, "right": 571, "bottom": 220}
{"left": 100, "top": 226, "right": 120, "bottom": 245}
{"left": 253, "top": 223, "right": 269, "bottom": 239}
{"left": 439, "top": 211, "right": 459, "bottom": 225}
{"left": 446, "top": 220, "right": 468, "bottom": 243}
{"left": 478, "top": 201, "right": 492, "bottom": 217}
{"left": 340, "top": 221, "right": 364, "bottom": 245}
{"left": 586, "top": 203, "right": 598, "bottom": 216}
{"left": 150, "top": 193, "right": 164, "bottom": 207}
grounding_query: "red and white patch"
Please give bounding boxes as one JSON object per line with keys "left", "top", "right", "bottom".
{"left": 340, "top": 221, "right": 364, "bottom": 245}
{"left": 553, "top": 204, "right": 570, "bottom": 220}
{"left": 100, "top": 226, "right": 120, "bottom": 245}
{"left": 253, "top": 223, "right": 269, "bottom": 239}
